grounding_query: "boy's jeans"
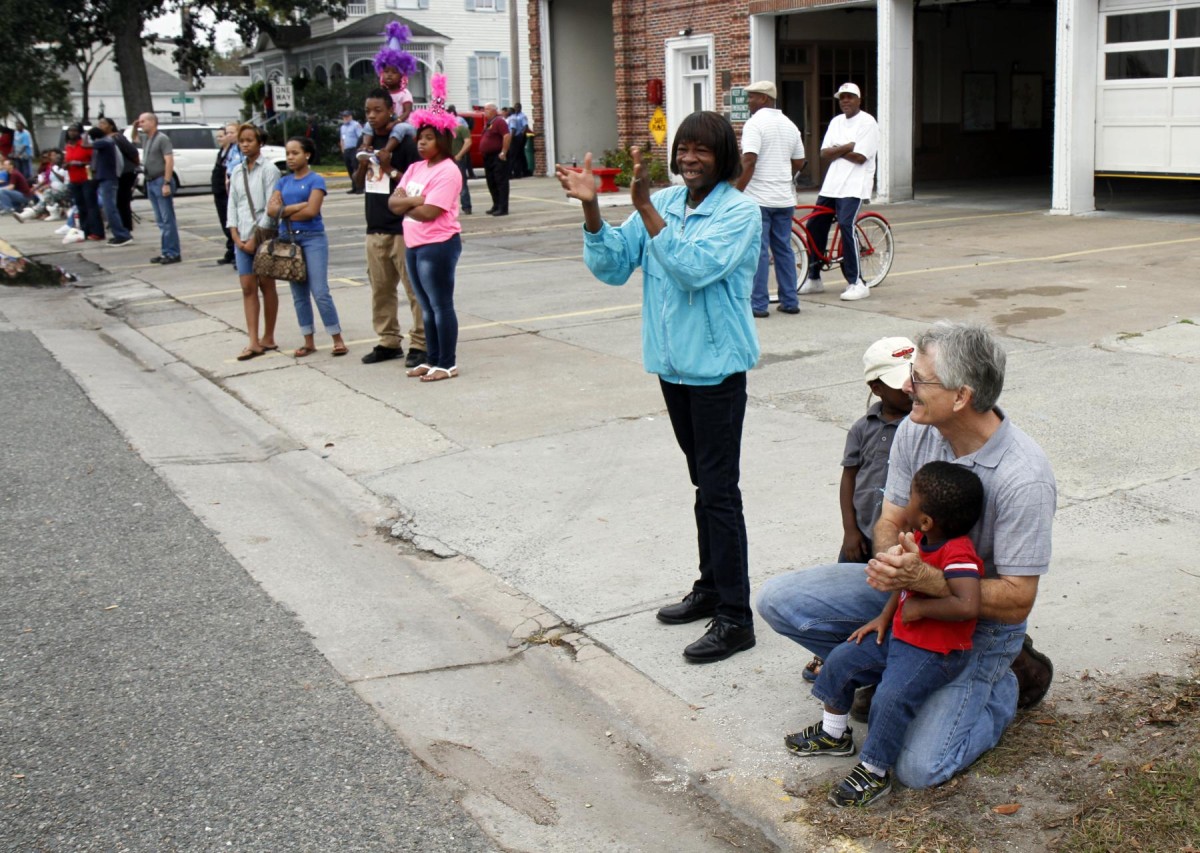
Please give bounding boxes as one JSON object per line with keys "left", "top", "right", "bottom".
{"left": 757, "top": 563, "right": 1024, "bottom": 788}
{"left": 812, "top": 632, "right": 969, "bottom": 772}
{"left": 97, "top": 179, "right": 131, "bottom": 241}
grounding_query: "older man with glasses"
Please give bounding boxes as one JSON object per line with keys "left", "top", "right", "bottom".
{"left": 757, "top": 320, "right": 1057, "bottom": 790}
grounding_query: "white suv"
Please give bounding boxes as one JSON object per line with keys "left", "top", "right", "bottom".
{"left": 135, "top": 124, "right": 287, "bottom": 192}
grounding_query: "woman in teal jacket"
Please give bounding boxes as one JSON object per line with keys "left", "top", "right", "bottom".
{"left": 556, "top": 111, "right": 762, "bottom": 664}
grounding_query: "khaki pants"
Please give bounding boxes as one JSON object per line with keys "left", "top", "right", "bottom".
{"left": 365, "top": 232, "right": 425, "bottom": 351}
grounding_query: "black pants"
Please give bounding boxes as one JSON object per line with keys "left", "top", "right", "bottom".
{"left": 659, "top": 373, "right": 751, "bottom": 626}
{"left": 509, "top": 132, "right": 527, "bottom": 177}
{"left": 484, "top": 151, "right": 509, "bottom": 213}
{"left": 343, "top": 149, "right": 360, "bottom": 191}
{"left": 71, "top": 181, "right": 102, "bottom": 238}
{"left": 213, "top": 186, "right": 234, "bottom": 259}
{"left": 117, "top": 172, "right": 136, "bottom": 232}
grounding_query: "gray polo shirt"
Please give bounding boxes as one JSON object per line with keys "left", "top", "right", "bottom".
{"left": 883, "top": 408, "right": 1056, "bottom": 578}
{"left": 142, "top": 132, "right": 173, "bottom": 181}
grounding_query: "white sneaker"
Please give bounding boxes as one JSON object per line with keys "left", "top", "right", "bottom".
{"left": 62, "top": 228, "right": 85, "bottom": 244}
{"left": 54, "top": 223, "right": 71, "bottom": 235}
{"left": 16, "top": 207, "right": 37, "bottom": 222}
{"left": 798, "top": 276, "right": 825, "bottom": 295}
{"left": 840, "top": 282, "right": 870, "bottom": 301}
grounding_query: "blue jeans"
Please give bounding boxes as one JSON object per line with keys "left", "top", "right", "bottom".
{"left": 146, "top": 177, "right": 181, "bottom": 258}
{"left": 69, "top": 182, "right": 102, "bottom": 237}
{"left": 405, "top": 235, "right": 462, "bottom": 368}
{"left": 806, "top": 196, "right": 862, "bottom": 285}
{"left": 757, "top": 563, "right": 1024, "bottom": 788}
{"left": 0, "top": 188, "right": 26, "bottom": 213}
{"left": 813, "top": 633, "right": 969, "bottom": 773}
{"left": 97, "top": 179, "right": 131, "bottom": 241}
{"left": 456, "top": 157, "right": 472, "bottom": 212}
{"left": 659, "top": 373, "right": 752, "bottom": 627}
{"left": 284, "top": 230, "right": 340, "bottom": 336}
{"left": 752, "top": 206, "right": 799, "bottom": 312}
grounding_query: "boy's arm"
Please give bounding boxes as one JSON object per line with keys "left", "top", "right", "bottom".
{"left": 901, "top": 575, "right": 980, "bottom": 624}
{"left": 379, "top": 136, "right": 399, "bottom": 174}
{"left": 839, "top": 466, "right": 870, "bottom": 562}
{"left": 848, "top": 591, "right": 900, "bottom": 644}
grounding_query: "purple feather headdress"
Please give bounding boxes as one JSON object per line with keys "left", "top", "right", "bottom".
{"left": 409, "top": 74, "right": 459, "bottom": 135}
{"left": 374, "top": 21, "right": 417, "bottom": 76}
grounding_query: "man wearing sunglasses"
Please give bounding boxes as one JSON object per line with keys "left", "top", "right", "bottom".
{"left": 757, "top": 320, "right": 1056, "bottom": 790}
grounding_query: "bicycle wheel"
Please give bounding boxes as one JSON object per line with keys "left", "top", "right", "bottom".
{"left": 789, "top": 227, "right": 810, "bottom": 284}
{"left": 855, "top": 214, "right": 894, "bottom": 288}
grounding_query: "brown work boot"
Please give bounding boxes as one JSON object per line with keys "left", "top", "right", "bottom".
{"left": 1012, "top": 634, "right": 1054, "bottom": 709}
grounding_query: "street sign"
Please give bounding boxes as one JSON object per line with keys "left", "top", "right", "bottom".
{"left": 649, "top": 107, "right": 667, "bottom": 145}
{"left": 171, "top": 95, "right": 196, "bottom": 104}
{"left": 728, "top": 88, "right": 750, "bottom": 122}
{"left": 273, "top": 83, "right": 294, "bottom": 112}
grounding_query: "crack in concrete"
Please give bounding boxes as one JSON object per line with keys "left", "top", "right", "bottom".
{"left": 347, "top": 649, "right": 526, "bottom": 683}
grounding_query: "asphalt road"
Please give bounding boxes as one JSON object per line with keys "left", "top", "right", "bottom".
{"left": 0, "top": 328, "right": 494, "bottom": 852}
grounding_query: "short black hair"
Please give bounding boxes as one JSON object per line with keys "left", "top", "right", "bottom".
{"left": 669, "top": 111, "right": 741, "bottom": 184}
{"left": 86, "top": 126, "right": 105, "bottom": 140}
{"left": 366, "top": 87, "right": 393, "bottom": 106}
{"left": 912, "top": 461, "right": 984, "bottom": 539}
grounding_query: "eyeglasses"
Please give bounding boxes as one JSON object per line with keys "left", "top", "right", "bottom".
{"left": 909, "top": 364, "right": 944, "bottom": 388}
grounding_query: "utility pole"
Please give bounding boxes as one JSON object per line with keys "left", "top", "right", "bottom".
{"left": 508, "top": 0, "right": 521, "bottom": 105}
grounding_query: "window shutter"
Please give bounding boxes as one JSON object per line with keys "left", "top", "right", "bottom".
{"left": 499, "top": 56, "right": 510, "bottom": 106}
{"left": 419, "top": 0, "right": 429, "bottom": 7}
{"left": 465, "top": 0, "right": 476, "bottom": 10}
{"left": 467, "top": 55, "right": 479, "bottom": 106}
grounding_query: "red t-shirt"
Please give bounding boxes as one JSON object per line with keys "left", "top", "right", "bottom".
{"left": 480, "top": 116, "right": 509, "bottom": 156}
{"left": 64, "top": 142, "right": 92, "bottom": 184}
{"left": 892, "top": 533, "right": 982, "bottom": 654}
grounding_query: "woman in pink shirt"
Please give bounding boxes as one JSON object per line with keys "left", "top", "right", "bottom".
{"left": 388, "top": 74, "right": 463, "bottom": 382}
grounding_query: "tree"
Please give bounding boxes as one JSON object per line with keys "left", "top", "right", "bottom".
{"left": 0, "top": 0, "right": 71, "bottom": 140}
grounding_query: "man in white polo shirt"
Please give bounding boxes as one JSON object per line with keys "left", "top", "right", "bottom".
{"left": 802, "top": 82, "right": 879, "bottom": 302}
{"left": 735, "top": 80, "right": 806, "bottom": 318}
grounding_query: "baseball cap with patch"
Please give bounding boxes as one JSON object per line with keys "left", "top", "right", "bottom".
{"left": 863, "top": 337, "right": 916, "bottom": 388}
{"left": 835, "top": 82, "right": 862, "bottom": 98}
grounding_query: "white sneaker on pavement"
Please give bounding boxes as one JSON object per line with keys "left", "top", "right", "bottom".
{"left": 798, "top": 276, "right": 825, "bottom": 295}
{"left": 54, "top": 223, "right": 71, "bottom": 235}
{"left": 840, "top": 282, "right": 870, "bottom": 301}
{"left": 62, "top": 228, "right": 85, "bottom": 244}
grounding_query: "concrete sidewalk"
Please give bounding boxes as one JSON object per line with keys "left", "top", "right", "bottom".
{"left": 4, "top": 174, "right": 1199, "bottom": 844}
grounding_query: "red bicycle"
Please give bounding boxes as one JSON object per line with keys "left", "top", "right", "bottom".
{"left": 789, "top": 204, "right": 895, "bottom": 289}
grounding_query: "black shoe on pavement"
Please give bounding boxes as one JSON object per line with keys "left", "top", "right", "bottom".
{"left": 850, "top": 684, "right": 877, "bottom": 723}
{"left": 462, "top": 208, "right": 472, "bottom": 215}
{"left": 753, "top": 310, "right": 769, "bottom": 318}
{"left": 404, "top": 348, "right": 428, "bottom": 369}
{"left": 150, "top": 256, "right": 163, "bottom": 263}
{"left": 1013, "top": 634, "right": 1054, "bottom": 709}
{"left": 656, "top": 590, "right": 718, "bottom": 624}
{"left": 776, "top": 305, "right": 800, "bottom": 314}
{"left": 361, "top": 345, "right": 404, "bottom": 365}
{"left": 484, "top": 207, "right": 497, "bottom": 214}
{"left": 159, "top": 255, "right": 181, "bottom": 265}
{"left": 217, "top": 256, "right": 235, "bottom": 265}
{"left": 683, "top": 617, "right": 756, "bottom": 663}
{"left": 106, "top": 236, "right": 133, "bottom": 246}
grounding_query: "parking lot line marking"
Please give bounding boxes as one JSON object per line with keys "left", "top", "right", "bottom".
{"left": 896, "top": 210, "right": 1043, "bottom": 227}
{"left": 889, "top": 234, "right": 1200, "bottom": 277}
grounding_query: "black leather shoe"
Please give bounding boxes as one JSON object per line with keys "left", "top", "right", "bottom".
{"left": 1013, "top": 634, "right": 1054, "bottom": 709}
{"left": 683, "top": 618, "right": 756, "bottom": 664}
{"left": 656, "top": 590, "right": 718, "bottom": 624}
{"left": 850, "top": 684, "right": 877, "bottom": 723}
{"left": 159, "top": 255, "right": 181, "bottom": 265}
{"left": 404, "top": 348, "right": 428, "bottom": 369}
{"left": 150, "top": 256, "right": 163, "bottom": 263}
{"left": 776, "top": 305, "right": 800, "bottom": 314}
{"left": 752, "top": 310, "right": 769, "bottom": 318}
{"left": 361, "top": 345, "right": 403, "bottom": 364}
{"left": 217, "top": 256, "right": 234, "bottom": 265}
{"left": 484, "top": 208, "right": 497, "bottom": 214}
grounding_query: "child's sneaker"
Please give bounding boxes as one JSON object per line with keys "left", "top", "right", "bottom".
{"left": 784, "top": 722, "right": 856, "bottom": 756}
{"left": 828, "top": 763, "right": 892, "bottom": 808}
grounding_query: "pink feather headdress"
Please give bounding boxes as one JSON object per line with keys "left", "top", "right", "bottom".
{"left": 374, "top": 21, "right": 417, "bottom": 76}
{"left": 409, "top": 74, "right": 459, "bottom": 135}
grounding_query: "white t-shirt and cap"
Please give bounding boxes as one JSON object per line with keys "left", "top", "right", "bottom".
{"left": 740, "top": 108, "right": 805, "bottom": 208}
{"left": 819, "top": 110, "right": 880, "bottom": 201}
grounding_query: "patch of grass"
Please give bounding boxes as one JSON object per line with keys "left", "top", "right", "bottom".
{"left": 1179, "top": 318, "right": 1195, "bottom": 325}
{"left": 1116, "top": 331, "right": 1143, "bottom": 340}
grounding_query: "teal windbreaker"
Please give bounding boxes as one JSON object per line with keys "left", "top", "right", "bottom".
{"left": 582, "top": 181, "right": 762, "bottom": 385}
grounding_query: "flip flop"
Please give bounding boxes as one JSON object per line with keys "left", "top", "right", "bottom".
{"left": 236, "top": 347, "right": 265, "bottom": 361}
{"left": 331, "top": 345, "right": 349, "bottom": 357}
{"left": 261, "top": 345, "right": 279, "bottom": 352}
{"left": 293, "top": 345, "right": 318, "bottom": 358}
{"left": 406, "top": 363, "right": 432, "bottom": 378}
{"left": 420, "top": 366, "right": 459, "bottom": 382}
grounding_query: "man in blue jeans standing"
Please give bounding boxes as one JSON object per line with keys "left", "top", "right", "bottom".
{"left": 757, "top": 321, "right": 1057, "bottom": 790}
{"left": 734, "top": 80, "right": 806, "bottom": 318}
{"left": 87, "top": 126, "right": 133, "bottom": 246}
{"left": 137, "top": 113, "right": 181, "bottom": 265}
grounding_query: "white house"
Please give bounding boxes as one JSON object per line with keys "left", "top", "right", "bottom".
{"left": 241, "top": 3, "right": 533, "bottom": 112}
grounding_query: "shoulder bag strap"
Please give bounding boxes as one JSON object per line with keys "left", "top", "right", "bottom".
{"left": 241, "top": 164, "right": 261, "bottom": 224}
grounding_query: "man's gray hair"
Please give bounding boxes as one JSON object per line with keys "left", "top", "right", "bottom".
{"left": 917, "top": 320, "right": 1006, "bottom": 413}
